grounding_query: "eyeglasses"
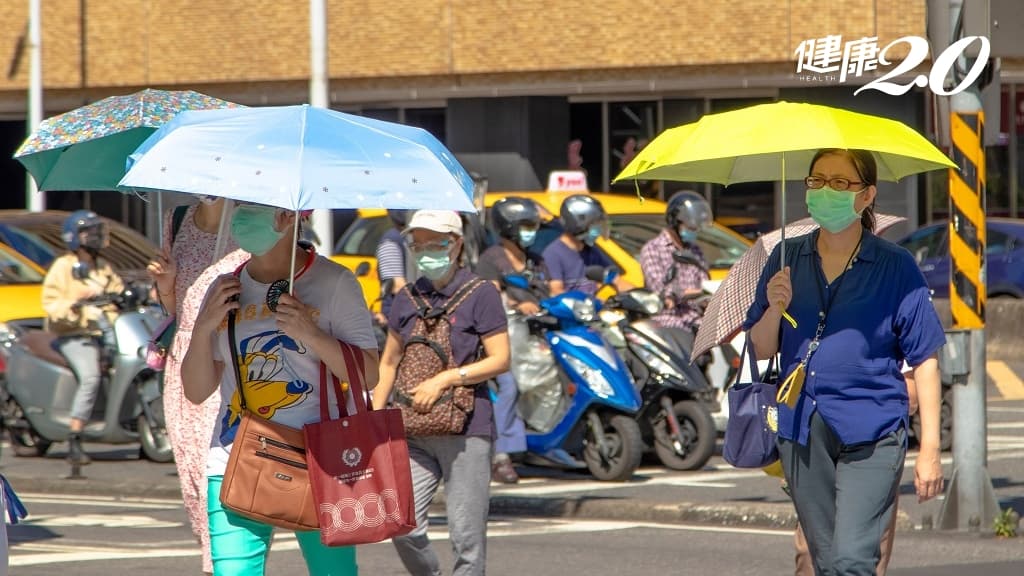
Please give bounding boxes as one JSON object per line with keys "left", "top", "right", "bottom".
{"left": 804, "top": 176, "right": 867, "bottom": 192}
{"left": 405, "top": 238, "right": 452, "bottom": 253}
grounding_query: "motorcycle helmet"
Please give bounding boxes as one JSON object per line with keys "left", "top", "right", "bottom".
{"left": 559, "top": 194, "right": 607, "bottom": 237}
{"left": 61, "top": 210, "right": 109, "bottom": 252}
{"left": 666, "top": 190, "right": 713, "bottom": 233}
{"left": 490, "top": 197, "right": 541, "bottom": 248}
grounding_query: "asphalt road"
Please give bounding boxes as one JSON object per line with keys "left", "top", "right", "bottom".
{"left": 8, "top": 494, "right": 1023, "bottom": 575}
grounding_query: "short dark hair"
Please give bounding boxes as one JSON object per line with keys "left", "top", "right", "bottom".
{"left": 809, "top": 148, "right": 877, "bottom": 231}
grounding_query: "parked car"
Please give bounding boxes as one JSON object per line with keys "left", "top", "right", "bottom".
{"left": 331, "top": 191, "right": 752, "bottom": 311}
{"left": 0, "top": 210, "right": 158, "bottom": 283}
{"left": 896, "top": 218, "right": 1024, "bottom": 298}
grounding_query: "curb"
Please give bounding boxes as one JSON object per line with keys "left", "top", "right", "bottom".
{"left": 7, "top": 473, "right": 916, "bottom": 533}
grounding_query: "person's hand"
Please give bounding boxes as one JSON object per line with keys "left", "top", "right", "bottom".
{"left": 147, "top": 245, "right": 177, "bottom": 293}
{"left": 766, "top": 266, "right": 792, "bottom": 313}
{"left": 517, "top": 301, "right": 541, "bottom": 316}
{"left": 275, "top": 293, "right": 322, "bottom": 343}
{"left": 914, "top": 447, "right": 944, "bottom": 502}
{"left": 409, "top": 372, "right": 451, "bottom": 412}
{"left": 194, "top": 275, "right": 241, "bottom": 334}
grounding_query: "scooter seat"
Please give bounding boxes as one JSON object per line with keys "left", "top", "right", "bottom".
{"left": 22, "top": 330, "right": 68, "bottom": 368}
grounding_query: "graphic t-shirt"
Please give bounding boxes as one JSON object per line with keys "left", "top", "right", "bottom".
{"left": 206, "top": 255, "right": 378, "bottom": 476}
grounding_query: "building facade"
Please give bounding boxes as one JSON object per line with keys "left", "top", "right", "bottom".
{"left": 0, "top": 0, "right": 1019, "bottom": 241}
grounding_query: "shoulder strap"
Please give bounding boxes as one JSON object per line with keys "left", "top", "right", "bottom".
{"left": 442, "top": 277, "right": 486, "bottom": 315}
{"left": 402, "top": 283, "right": 433, "bottom": 319}
{"left": 170, "top": 205, "right": 188, "bottom": 246}
{"left": 226, "top": 311, "right": 247, "bottom": 411}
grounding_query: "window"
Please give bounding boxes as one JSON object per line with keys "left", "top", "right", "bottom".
{"left": 0, "top": 248, "right": 43, "bottom": 284}
{"left": 987, "top": 229, "right": 1014, "bottom": 256}
{"left": 335, "top": 217, "right": 393, "bottom": 256}
{"left": 607, "top": 214, "right": 749, "bottom": 270}
{"left": 899, "top": 224, "right": 947, "bottom": 262}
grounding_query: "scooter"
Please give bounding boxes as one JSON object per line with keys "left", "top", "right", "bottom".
{"left": 505, "top": 274, "right": 644, "bottom": 482}
{"left": 597, "top": 274, "right": 718, "bottom": 471}
{"left": 0, "top": 284, "right": 173, "bottom": 464}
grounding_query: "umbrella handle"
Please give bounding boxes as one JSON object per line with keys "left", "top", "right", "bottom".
{"left": 781, "top": 309, "right": 798, "bottom": 329}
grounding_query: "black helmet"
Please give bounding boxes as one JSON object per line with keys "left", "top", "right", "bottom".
{"left": 490, "top": 197, "right": 540, "bottom": 242}
{"left": 666, "top": 191, "right": 713, "bottom": 232}
{"left": 61, "top": 210, "right": 108, "bottom": 251}
{"left": 559, "top": 194, "right": 606, "bottom": 236}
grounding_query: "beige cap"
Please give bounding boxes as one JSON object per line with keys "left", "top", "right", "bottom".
{"left": 405, "top": 210, "right": 463, "bottom": 236}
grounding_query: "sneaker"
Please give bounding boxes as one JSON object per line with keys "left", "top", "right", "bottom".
{"left": 491, "top": 458, "right": 519, "bottom": 484}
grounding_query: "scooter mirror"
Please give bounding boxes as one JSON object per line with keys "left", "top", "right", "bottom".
{"left": 584, "top": 265, "right": 605, "bottom": 282}
{"left": 71, "top": 261, "right": 91, "bottom": 281}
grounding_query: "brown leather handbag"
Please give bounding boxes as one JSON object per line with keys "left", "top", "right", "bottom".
{"left": 391, "top": 278, "right": 485, "bottom": 437}
{"left": 218, "top": 311, "right": 319, "bottom": 531}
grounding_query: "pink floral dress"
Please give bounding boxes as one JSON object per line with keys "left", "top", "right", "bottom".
{"left": 160, "top": 205, "right": 247, "bottom": 574}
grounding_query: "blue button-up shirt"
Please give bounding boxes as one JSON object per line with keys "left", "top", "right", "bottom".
{"left": 743, "top": 230, "right": 946, "bottom": 446}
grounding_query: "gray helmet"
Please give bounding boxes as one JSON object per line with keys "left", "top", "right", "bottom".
{"left": 667, "top": 191, "right": 713, "bottom": 232}
{"left": 559, "top": 194, "right": 606, "bottom": 236}
{"left": 490, "top": 197, "right": 540, "bottom": 242}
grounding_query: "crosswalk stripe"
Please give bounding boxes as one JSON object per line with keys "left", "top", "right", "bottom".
{"left": 988, "top": 361, "right": 1024, "bottom": 400}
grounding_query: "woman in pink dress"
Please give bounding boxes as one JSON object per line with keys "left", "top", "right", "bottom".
{"left": 148, "top": 197, "right": 247, "bottom": 574}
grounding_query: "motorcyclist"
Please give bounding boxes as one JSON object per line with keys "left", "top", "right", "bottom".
{"left": 475, "top": 197, "right": 549, "bottom": 483}
{"left": 542, "top": 194, "right": 632, "bottom": 297}
{"left": 638, "top": 190, "right": 712, "bottom": 354}
{"left": 41, "top": 210, "right": 124, "bottom": 466}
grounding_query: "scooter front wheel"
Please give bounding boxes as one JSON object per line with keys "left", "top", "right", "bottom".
{"left": 138, "top": 396, "right": 173, "bottom": 463}
{"left": 583, "top": 413, "right": 643, "bottom": 482}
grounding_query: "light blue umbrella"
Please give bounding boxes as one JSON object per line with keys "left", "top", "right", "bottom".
{"left": 118, "top": 104, "right": 476, "bottom": 212}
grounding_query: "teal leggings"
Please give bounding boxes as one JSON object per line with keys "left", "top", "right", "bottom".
{"left": 207, "top": 475, "right": 357, "bottom": 575}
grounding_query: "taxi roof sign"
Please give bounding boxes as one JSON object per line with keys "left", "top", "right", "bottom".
{"left": 546, "top": 170, "right": 589, "bottom": 193}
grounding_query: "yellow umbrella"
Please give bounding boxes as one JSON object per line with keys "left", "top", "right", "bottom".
{"left": 614, "top": 101, "right": 956, "bottom": 186}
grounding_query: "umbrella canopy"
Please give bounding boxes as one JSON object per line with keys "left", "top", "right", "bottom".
{"left": 613, "top": 101, "right": 957, "bottom": 185}
{"left": 14, "top": 88, "right": 239, "bottom": 191}
{"left": 691, "top": 213, "right": 907, "bottom": 361}
{"left": 118, "top": 104, "right": 477, "bottom": 212}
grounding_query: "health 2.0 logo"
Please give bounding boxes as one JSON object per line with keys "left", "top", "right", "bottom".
{"left": 794, "top": 35, "right": 990, "bottom": 96}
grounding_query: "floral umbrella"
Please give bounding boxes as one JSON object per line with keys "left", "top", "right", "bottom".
{"left": 14, "top": 88, "right": 240, "bottom": 191}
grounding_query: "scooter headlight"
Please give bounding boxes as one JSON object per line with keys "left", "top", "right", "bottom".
{"left": 631, "top": 291, "right": 663, "bottom": 315}
{"left": 625, "top": 333, "right": 684, "bottom": 379}
{"left": 569, "top": 298, "right": 597, "bottom": 322}
{"left": 561, "top": 353, "right": 615, "bottom": 398}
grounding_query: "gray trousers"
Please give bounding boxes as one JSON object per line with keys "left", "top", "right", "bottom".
{"left": 57, "top": 337, "right": 103, "bottom": 423}
{"left": 778, "top": 412, "right": 906, "bottom": 576}
{"left": 392, "top": 434, "right": 493, "bottom": 576}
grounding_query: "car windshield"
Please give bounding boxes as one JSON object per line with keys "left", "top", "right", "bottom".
{"left": 607, "top": 214, "right": 749, "bottom": 269}
{"left": 0, "top": 224, "right": 57, "bottom": 269}
{"left": 0, "top": 248, "right": 44, "bottom": 284}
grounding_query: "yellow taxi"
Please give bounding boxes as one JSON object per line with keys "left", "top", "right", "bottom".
{"left": 0, "top": 242, "right": 45, "bottom": 323}
{"left": 330, "top": 189, "right": 751, "bottom": 312}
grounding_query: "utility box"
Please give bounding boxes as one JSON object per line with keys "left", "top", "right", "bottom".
{"left": 963, "top": 0, "right": 1024, "bottom": 57}
{"left": 939, "top": 329, "right": 971, "bottom": 378}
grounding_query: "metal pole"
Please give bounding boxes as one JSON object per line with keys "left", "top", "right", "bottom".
{"left": 27, "top": 0, "right": 45, "bottom": 212}
{"left": 308, "top": 0, "right": 333, "bottom": 254}
{"left": 937, "top": 0, "right": 1000, "bottom": 533}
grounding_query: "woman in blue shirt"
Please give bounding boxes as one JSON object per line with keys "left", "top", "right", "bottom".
{"left": 745, "top": 149, "right": 946, "bottom": 575}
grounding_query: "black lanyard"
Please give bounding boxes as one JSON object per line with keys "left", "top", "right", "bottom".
{"left": 803, "top": 230, "right": 863, "bottom": 361}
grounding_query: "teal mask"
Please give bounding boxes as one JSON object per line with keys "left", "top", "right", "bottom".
{"left": 518, "top": 228, "right": 537, "bottom": 248}
{"left": 678, "top": 228, "right": 698, "bottom": 244}
{"left": 231, "top": 205, "right": 284, "bottom": 256}
{"left": 416, "top": 250, "right": 453, "bottom": 280}
{"left": 806, "top": 187, "right": 862, "bottom": 233}
{"left": 583, "top": 226, "right": 602, "bottom": 247}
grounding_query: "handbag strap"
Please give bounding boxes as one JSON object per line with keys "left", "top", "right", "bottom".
{"left": 736, "top": 333, "right": 777, "bottom": 386}
{"left": 318, "top": 340, "right": 371, "bottom": 421}
{"left": 226, "top": 311, "right": 247, "bottom": 411}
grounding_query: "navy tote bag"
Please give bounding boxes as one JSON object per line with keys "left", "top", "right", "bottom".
{"left": 722, "top": 336, "right": 780, "bottom": 469}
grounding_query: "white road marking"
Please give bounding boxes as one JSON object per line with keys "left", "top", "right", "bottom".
{"left": 18, "top": 495, "right": 181, "bottom": 510}
{"left": 24, "top": 513, "right": 182, "bottom": 529}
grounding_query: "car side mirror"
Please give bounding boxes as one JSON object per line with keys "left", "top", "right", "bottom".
{"left": 354, "top": 261, "right": 370, "bottom": 277}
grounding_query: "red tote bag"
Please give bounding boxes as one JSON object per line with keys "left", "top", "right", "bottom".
{"left": 304, "top": 341, "right": 416, "bottom": 547}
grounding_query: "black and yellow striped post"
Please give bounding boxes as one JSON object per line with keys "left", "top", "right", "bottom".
{"left": 948, "top": 111, "right": 986, "bottom": 329}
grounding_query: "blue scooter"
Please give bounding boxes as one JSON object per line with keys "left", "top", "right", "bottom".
{"left": 505, "top": 275, "right": 643, "bottom": 482}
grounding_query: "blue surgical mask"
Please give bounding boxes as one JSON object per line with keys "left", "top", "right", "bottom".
{"left": 415, "top": 250, "right": 453, "bottom": 280}
{"left": 231, "top": 205, "right": 283, "bottom": 256}
{"left": 518, "top": 228, "right": 537, "bottom": 248}
{"left": 806, "top": 187, "right": 862, "bottom": 233}
{"left": 678, "top": 228, "right": 698, "bottom": 244}
{"left": 583, "top": 226, "right": 602, "bottom": 247}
